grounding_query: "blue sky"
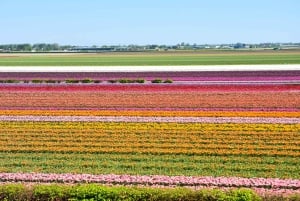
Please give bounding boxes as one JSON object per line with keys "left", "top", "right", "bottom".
{"left": 0, "top": 0, "right": 299, "bottom": 45}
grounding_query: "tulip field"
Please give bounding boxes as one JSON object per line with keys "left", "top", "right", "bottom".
{"left": 0, "top": 68, "right": 299, "bottom": 197}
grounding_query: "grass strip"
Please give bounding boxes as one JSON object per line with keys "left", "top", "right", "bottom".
{"left": 1, "top": 183, "right": 297, "bottom": 201}
{"left": 1, "top": 52, "right": 300, "bottom": 66}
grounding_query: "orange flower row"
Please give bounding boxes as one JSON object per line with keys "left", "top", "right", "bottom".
{"left": 1, "top": 122, "right": 299, "bottom": 157}
{"left": 0, "top": 110, "right": 299, "bottom": 117}
{"left": 0, "top": 91, "right": 299, "bottom": 109}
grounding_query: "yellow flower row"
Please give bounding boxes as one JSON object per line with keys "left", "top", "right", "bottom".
{"left": 1, "top": 122, "right": 299, "bottom": 157}
{"left": 1, "top": 121, "right": 298, "bottom": 131}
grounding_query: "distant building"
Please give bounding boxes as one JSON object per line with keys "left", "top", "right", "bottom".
{"left": 71, "top": 47, "right": 115, "bottom": 52}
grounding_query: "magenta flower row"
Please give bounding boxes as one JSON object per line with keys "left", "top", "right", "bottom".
{"left": 0, "top": 173, "right": 299, "bottom": 190}
{"left": 0, "top": 115, "right": 299, "bottom": 124}
{"left": 0, "top": 71, "right": 299, "bottom": 81}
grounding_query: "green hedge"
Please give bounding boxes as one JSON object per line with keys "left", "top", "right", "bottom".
{"left": 0, "top": 184, "right": 299, "bottom": 201}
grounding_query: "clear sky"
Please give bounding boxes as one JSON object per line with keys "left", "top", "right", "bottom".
{"left": 0, "top": 0, "right": 299, "bottom": 45}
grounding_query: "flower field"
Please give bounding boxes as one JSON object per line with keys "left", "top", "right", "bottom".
{"left": 0, "top": 69, "right": 299, "bottom": 197}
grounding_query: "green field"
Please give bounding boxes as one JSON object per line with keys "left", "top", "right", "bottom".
{"left": 1, "top": 50, "right": 300, "bottom": 66}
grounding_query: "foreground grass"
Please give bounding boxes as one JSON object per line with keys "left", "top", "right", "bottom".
{"left": 1, "top": 183, "right": 298, "bottom": 201}
{"left": 1, "top": 51, "right": 300, "bottom": 66}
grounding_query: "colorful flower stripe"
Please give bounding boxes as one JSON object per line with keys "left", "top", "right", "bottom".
{"left": 0, "top": 71, "right": 299, "bottom": 81}
{"left": 0, "top": 173, "right": 299, "bottom": 190}
{"left": 0, "top": 70, "right": 299, "bottom": 190}
{"left": 0, "top": 92, "right": 298, "bottom": 109}
{"left": 2, "top": 121, "right": 297, "bottom": 133}
{"left": 0, "top": 84, "right": 299, "bottom": 92}
{"left": 0, "top": 115, "right": 299, "bottom": 124}
{"left": 1, "top": 122, "right": 299, "bottom": 157}
{"left": 1, "top": 110, "right": 299, "bottom": 117}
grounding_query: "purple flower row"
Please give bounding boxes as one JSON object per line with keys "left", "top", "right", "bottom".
{"left": 0, "top": 173, "right": 299, "bottom": 190}
{"left": 0, "top": 81, "right": 299, "bottom": 86}
{"left": 0, "top": 71, "right": 299, "bottom": 81}
{"left": 0, "top": 115, "right": 299, "bottom": 124}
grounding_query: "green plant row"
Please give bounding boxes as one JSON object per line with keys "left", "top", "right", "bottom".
{"left": 2, "top": 183, "right": 297, "bottom": 201}
{"left": 0, "top": 152, "right": 299, "bottom": 179}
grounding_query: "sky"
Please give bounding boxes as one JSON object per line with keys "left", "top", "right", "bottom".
{"left": 0, "top": 0, "right": 299, "bottom": 45}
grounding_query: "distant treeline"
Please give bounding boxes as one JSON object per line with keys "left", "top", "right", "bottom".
{"left": 0, "top": 43, "right": 73, "bottom": 52}
{"left": 0, "top": 42, "right": 300, "bottom": 52}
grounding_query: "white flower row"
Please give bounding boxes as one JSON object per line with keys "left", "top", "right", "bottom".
{"left": 1, "top": 65, "right": 300, "bottom": 72}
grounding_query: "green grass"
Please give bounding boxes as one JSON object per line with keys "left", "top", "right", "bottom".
{"left": 2, "top": 183, "right": 300, "bottom": 201}
{"left": 0, "top": 184, "right": 267, "bottom": 201}
{"left": 1, "top": 51, "right": 300, "bottom": 65}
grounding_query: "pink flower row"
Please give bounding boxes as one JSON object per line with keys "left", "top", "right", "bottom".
{"left": 0, "top": 173, "right": 299, "bottom": 190}
{"left": 0, "top": 115, "right": 299, "bottom": 124}
{"left": 1, "top": 107, "right": 299, "bottom": 112}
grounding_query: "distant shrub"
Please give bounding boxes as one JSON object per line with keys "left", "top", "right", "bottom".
{"left": 119, "top": 78, "right": 146, "bottom": 83}
{"left": 31, "top": 79, "right": 43, "bottom": 83}
{"left": 107, "top": 78, "right": 145, "bottom": 84}
{"left": 66, "top": 79, "right": 80, "bottom": 83}
{"left": 151, "top": 79, "right": 163, "bottom": 83}
{"left": 107, "top": 80, "right": 118, "bottom": 83}
{"left": 81, "top": 78, "right": 93, "bottom": 83}
{"left": 164, "top": 79, "right": 173, "bottom": 83}
{"left": 135, "top": 79, "right": 145, "bottom": 83}
{"left": 2, "top": 80, "right": 20, "bottom": 83}
{"left": 94, "top": 80, "right": 102, "bottom": 83}
{"left": 118, "top": 79, "right": 132, "bottom": 83}
{"left": 45, "top": 80, "right": 57, "bottom": 83}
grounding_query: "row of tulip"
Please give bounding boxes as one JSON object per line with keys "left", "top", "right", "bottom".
{"left": 0, "top": 84, "right": 299, "bottom": 92}
{"left": 0, "top": 70, "right": 298, "bottom": 81}
{"left": 1, "top": 121, "right": 297, "bottom": 133}
{"left": 0, "top": 110, "right": 299, "bottom": 117}
{"left": 3, "top": 136, "right": 298, "bottom": 147}
{"left": 0, "top": 131, "right": 300, "bottom": 150}
{"left": 1, "top": 123, "right": 299, "bottom": 156}
{"left": 2, "top": 135, "right": 298, "bottom": 147}
{"left": 0, "top": 173, "right": 299, "bottom": 190}
{"left": 1, "top": 107, "right": 298, "bottom": 112}
{"left": 0, "top": 115, "right": 299, "bottom": 124}
{"left": 1, "top": 91, "right": 298, "bottom": 110}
